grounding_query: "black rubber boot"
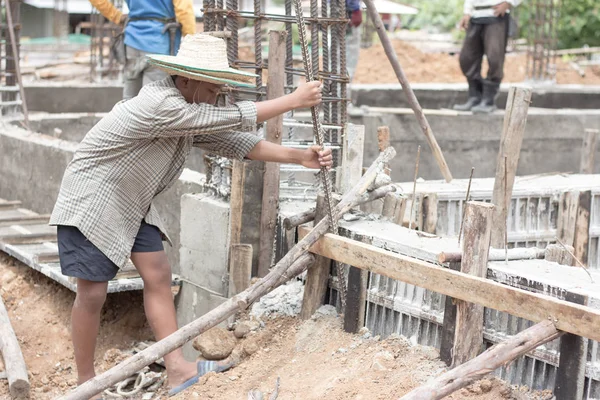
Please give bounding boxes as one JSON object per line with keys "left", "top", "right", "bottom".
{"left": 472, "top": 81, "right": 500, "bottom": 114}
{"left": 453, "top": 80, "right": 482, "bottom": 111}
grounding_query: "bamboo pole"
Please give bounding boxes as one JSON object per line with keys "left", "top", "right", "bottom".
{"left": 362, "top": 0, "right": 453, "bottom": 182}
{"left": 0, "top": 295, "right": 30, "bottom": 399}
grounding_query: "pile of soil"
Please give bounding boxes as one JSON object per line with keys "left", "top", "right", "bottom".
{"left": 0, "top": 254, "right": 554, "bottom": 399}
{"left": 352, "top": 39, "right": 600, "bottom": 85}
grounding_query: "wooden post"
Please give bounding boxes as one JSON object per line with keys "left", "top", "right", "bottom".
{"left": 490, "top": 86, "right": 532, "bottom": 248}
{"left": 557, "top": 190, "right": 591, "bottom": 266}
{"left": 439, "top": 261, "right": 461, "bottom": 366}
{"left": 377, "top": 126, "right": 391, "bottom": 175}
{"left": 554, "top": 291, "right": 588, "bottom": 400}
{"left": 0, "top": 296, "right": 30, "bottom": 399}
{"left": 580, "top": 128, "right": 599, "bottom": 174}
{"left": 421, "top": 193, "right": 438, "bottom": 234}
{"left": 362, "top": 0, "right": 453, "bottom": 182}
{"left": 381, "top": 192, "right": 406, "bottom": 225}
{"left": 228, "top": 244, "right": 253, "bottom": 297}
{"left": 451, "top": 201, "right": 494, "bottom": 367}
{"left": 544, "top": 243, "right": 575, "bottom": 266}
{"left": 400, "top": 320, "right": 562, "bottom": 400}
{"left": 257, "top": 30, "right": 287, "bottom": 277}
{"left": 343, "top": 264, "right": 368, "bottom": 333}
{"left": 300, "top": 194, "right": 336, "bottom": 320}
{"left": 338, "top": 124, "right": 365, "bottom": 193}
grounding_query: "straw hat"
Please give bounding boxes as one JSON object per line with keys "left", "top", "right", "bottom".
{"left": 147, "top": 34, "right": 257, "bottom": 87}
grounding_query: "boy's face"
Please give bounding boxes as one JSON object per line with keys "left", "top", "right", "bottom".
{"left": 176, "top": 76, "right": 223, "bottom": 105}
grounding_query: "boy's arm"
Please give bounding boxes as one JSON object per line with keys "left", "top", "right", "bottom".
{"left": 172, "top": 0, "right": 196, "bottom": 36}
{"left": 89, "top": 0, "right": 123, "bottom": 25}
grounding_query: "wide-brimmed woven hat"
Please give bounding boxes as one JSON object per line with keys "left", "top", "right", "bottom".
{"left": 147, "top": 34, "right": 257, "bottom": 87}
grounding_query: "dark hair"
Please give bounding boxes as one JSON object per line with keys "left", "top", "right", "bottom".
{"left": 171, "top": 75, "right": 179, "bottom": 84}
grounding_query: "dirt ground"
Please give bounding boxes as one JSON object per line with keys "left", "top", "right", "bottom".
{"left": 0, "top": 253, "right": 555, "bottom": 400}
{"left": 353, "top": 39, "right": 600, "bottom": 85}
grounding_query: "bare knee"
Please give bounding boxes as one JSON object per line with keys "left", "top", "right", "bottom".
{"left": 74, "top": 279, "right": 107, "bottom": 313}
{"left": 131, "top": 252, "right": 172, "bottom": 290}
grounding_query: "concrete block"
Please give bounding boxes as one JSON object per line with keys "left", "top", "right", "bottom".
{"left": 24, "top": 83, "right": 122, "bottom": 113}
{"left": 180, "top": 194, "right": 231, "bottom": 296}
{"left": 175, "top": 282, "right": 230, "bottom": 361}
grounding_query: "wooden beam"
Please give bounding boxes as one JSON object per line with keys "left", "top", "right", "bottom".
{"left": 580, "top": 128, "right": 598, "bottom": 174}
{"left": 557, "top": 190, "right": 591, "bottom": 266}
{"left": 298, "top": 226, "right": 600, "bottom": 342}
{"left": 228, "top": 244, "right": 253, "bottom": 297}
{"left": 451, "top": 202, "right": 493, "bottom": 367}
{"left": 0, "top": 214, "right": 51, "bottom": 226}
{"left": 343, "top": 264, "right": 368, "bottom": 333}
{"left": 0, "top": 232, "right": 57, "bottom": 245}
{"left": 229, "top": 159, "right": 246, "bottom": 245}
{"left": 490, "top": 86, "right": 532, "bottom": 248}
{"left": 0, "top": 201, "right": 21, "bottom": 210}
{"left": 0, "top": 296, "right": 30, "bottom": 399}
{"left": 400, "top": 320, "right": 562, "bottom": 400}
{"left": 439, "top": 261, "right": 461, "bottom": 366}
{"left": 421, "top": 193, "right": 438, "bottom": 234}
{"left": 300, "top": 194, "right": 335, "bottom": 319}
{"left": 258, "top": 30, "right": 287, "bottom": 278}
{"left": 438, "top": 247, "right": 545, "bottom": 264}
{"left": 60, "top": 147, "right": 397, "bottom": 400}
{"left": 554, "top": 292, "right": 588, "bottom": 400}
{"left": 544, "top": 243, "right": 575, "bottom": 266}
{"left": 381, "top": 192, "right": 406, "bottom": 225}
{"left": 377, "top": 126, "right": 391, "bottom": 175}
{"left": 362, "top": 0, "right": 453, "bottom": 182}
{"left": 338, "top": 124, "right": 365, "bottom": 193}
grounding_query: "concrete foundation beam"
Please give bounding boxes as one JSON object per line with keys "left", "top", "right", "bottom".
{"left": 24, "top": 83, "right": 122, "bottom": 113}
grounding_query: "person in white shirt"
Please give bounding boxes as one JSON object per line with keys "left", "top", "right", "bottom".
{"left": 453, "top": 0, "right": 522, "bottom": 113}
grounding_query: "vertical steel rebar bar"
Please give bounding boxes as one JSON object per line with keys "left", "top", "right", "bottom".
{"left": 254, "top": 0, "right": 263, "bottom": 100}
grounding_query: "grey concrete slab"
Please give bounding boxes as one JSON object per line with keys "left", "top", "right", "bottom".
{"left": 350, "top": 83, "right": 600, "bottom": 110}
{"left": 24, "top": 83, "right": 122, "bottom": 113}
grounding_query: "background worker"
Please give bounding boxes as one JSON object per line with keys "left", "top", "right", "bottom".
{"left": 453, "top": 0, "right": 522, "bottom": 114}
{"left": 89, "top": 0, "right": 196, "bottom": 99}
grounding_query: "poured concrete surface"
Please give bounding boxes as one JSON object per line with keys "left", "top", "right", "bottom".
{"left": 24, "top": 83, "right": 122, "bottom": 113}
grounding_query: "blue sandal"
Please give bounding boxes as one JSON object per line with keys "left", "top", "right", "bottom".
{"left": 168, "top": 361, "right": 232, "bottom": 397}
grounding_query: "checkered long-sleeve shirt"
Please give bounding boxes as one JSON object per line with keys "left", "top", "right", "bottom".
{"left": 50, "top": 77, "right": 262, "bottom": 268}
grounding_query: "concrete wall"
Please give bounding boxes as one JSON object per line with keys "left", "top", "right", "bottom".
{"left": 24, "top": 84, "right": 123, "bottom": 114}
{"left": 349, "top": 108, "right": 600, "bottom": 182}
{"left": 351, "top": 83, "right": 600, "bottom": 110}
{"left": 0, "top": 125, "right": 207, "bottom": 274}
{"left": 21, "top": 4, "right": 54, "bottom": 38}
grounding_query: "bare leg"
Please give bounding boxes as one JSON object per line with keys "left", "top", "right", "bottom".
{"left": 71, "top": 279, "right": 108, "bottom": 385}
{"left": 130, "top": 251, "right": 198, "bottom": 387}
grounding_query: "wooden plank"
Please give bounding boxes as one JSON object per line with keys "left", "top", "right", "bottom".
{"left": 230, "top": 159, "right": 246, "bottom": 246}
{"left": 0, "top": 295, "right": 30, "bottom": 398}
{"left": 377, "top": 126, "right": 391, "bottom": 175}
{"left": 0, "top": 201, "right": 21, "bottom": 210}
{"left": 544, "top": 243, "right": 575, "bottom": 266}
{"left": 554, "top": 291, "right": 588, "bottom": 400}
{"left": 580, "top": 128, "right": 598, "bottom": 174}
{"left": 34, "top": 252, "right": 60, "bottom": 264}
{"left": 451, "top": 202, "right": 493, "bottom": 367}
{"left": 228, "top": 244, "right": 253, "bottom": 297}
{"left": 1, "top": 232, "right": 57, "bottom": 245}
{"left": 300, "top": 194, "right": 334, "bottom": 319}
{"left": 338, "top": 124, "right": 365, "bottom": 193}
{"left": 557, "top": 191, "right": 579, "bottom": 246}
{"left": 298, "top": 226, "right": 600, "bottom": 342}
{"left": 490, "top": 87, "right": 532, "bottom": 248}
{"left": 258, "top": 30, "right": 287, "bottom": 278}
{"left": 344, "top": 234, "right": 369, "bottom": 333}
{"left": 573, "top": 190, "right": 591, "bottom": 266}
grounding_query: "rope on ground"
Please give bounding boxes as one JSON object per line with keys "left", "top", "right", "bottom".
{"left": 102, "top": 367, "right": 164, "bottom": 398}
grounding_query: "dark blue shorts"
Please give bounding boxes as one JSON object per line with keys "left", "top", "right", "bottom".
{"left": 57, "top": 221, "right": 164, "bottom": 282}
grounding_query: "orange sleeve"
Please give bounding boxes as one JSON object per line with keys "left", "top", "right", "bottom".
{"left": 89, "top": 0, "right": 123, "bottom": 25}
{"left": 173, "top": 0, "right": 196, "bottom": 36}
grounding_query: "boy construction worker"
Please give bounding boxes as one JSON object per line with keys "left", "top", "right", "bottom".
{"left": 90, "top": 0, "right": 196, "bottom": 99}
{"left": 453, "top": 0, "right": 522, "bottom": 113}
{"left": 51, "top": 34, "right": 332, "bottom": 398}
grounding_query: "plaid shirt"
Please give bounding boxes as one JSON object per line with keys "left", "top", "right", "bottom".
{"left": 50, "top": 77, "right": 261, "bottom": 268}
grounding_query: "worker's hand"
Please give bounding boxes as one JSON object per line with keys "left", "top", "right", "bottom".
{"left": 459, "top": 14, "right": 471, "bottom": 30}
{"left": 292, "top": 80, "right": 323, "bottom": 109}
{"left": 301, "top": 145, "right": 333, "bottom": 169}
{"left": 493, "top": 1, "right": 511, "bottom": 17}
{"left": 350, "top": 10, "right": 362, "bottom": 27}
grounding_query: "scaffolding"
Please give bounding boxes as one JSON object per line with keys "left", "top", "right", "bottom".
{"left": 203, "top": 0, "right": 350, "bottom": 196}
{"left": 89, "top": 2, "right": 122, "bottom": 82}
{"left": 525, "top": 0, "right": 560, "bottom": 83}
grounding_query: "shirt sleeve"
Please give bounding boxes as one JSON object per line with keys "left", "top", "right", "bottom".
{"left": 463, "top": 0, "right": 474, "bottom": 15}
{"left": 172, "top": 0, "right": 197, "bottom": 36}
{"left": 192, "top": 132, "right": 263, "bottom": 160}
{"left": 506, "top": 0, "right": 522, "bottom": 7}
{"left": 346, "top": 0, "right": 361, "bottom": 12}
{"left": 146, "top": 91, "right": 258, "bottom": 138}
{"left": 89, "top": 0, "right": 122, "bottom": 25}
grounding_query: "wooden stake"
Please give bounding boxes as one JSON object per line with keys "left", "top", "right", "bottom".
{"left": 300, "top": 193, "right": 336, "bottom": 320}
{"left": 377, "top": 126, "right": 391, "bottom": 175}
{"left": 421, "top": 193, "right": 438, "bottom": 234}
{"left": 400, "top": 320, "right": 562, "bottom": 400}
{"left": 362, "top": 0, "right": 453, "bottom": 182}
{"left": 0, "top": 296, "right": 30, "bottom": 399}
{"left": 228, "top": 244, "right": 253, "bottom": 297}
{"left": 557, "top": 190, "right": 592, "bottom": 276}
{"left": 338, "top": 124, "right": 365, "bottom": 193}
{"left": 60, "top": 148, "right": 398, "bottom": 400}
{"left": 544, "top": 243, "right": 575, "bottom": 266}
{"left": 258, "top": 30, "right": 287, "bottom": 277}
{"left": 408, "top": 145, "right": 421, "bottom": 230}
{"left": 580, "top": 128, "right": 598, "bottom": 174}
{"left": 451, "top": 202, "right": 494, "bottom": 368}
{"left": 490, "top": 87, "right": 532, "bottom": 248}
{"left": 343, "top": 263, "right": 369, "bottom": 333}
{"left": 381, "top": 192, "right": 406, "bottom": 225}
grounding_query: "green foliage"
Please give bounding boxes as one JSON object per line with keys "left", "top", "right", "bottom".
{"left": 402, "top": 0, "right": 464, "bottom": 32}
